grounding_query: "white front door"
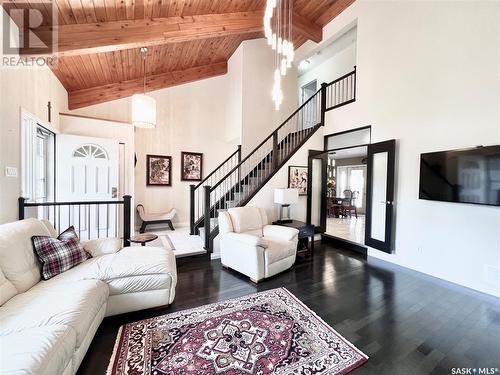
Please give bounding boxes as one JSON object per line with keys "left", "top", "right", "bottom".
{"left": 56, "top": 135, "right": 119, "bottom": 239}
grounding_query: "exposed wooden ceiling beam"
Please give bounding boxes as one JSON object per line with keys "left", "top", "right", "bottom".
{"left": 292, "top": 11, "right": 322, "bottom": 44}
{"left": 68, "top": 61, "right": 227, "bottom": 109}
{"left": 34, "top": 9, "right": 324, "bottom": 57}
{"left": 37, "top": 11, "right": 264, "bottom": 57}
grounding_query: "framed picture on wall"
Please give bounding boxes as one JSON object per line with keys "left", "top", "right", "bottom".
{"left": 181, "top": 152, "right": 203, "bottom": 181}
{"left": 146, "top": 155, "right": 171, "bottom": 186}
{"left": 288, "top": 165, "right": 308, "bottom": 195}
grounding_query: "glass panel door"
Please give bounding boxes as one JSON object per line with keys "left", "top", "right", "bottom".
{"left": 365, "top": 140, "right": 396, "bottom": 252}
{"left": 307, "top": 150, "right": 327, "bottom": 232}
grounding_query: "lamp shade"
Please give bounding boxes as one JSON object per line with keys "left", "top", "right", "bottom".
{"left": 274, "top": 188, "right": 298, "bottom": 205}
{"left": 131, "top": 94, "right": 156, "bottom": 128}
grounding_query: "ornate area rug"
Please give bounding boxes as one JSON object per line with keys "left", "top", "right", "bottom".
{"left": 107, "top": 288, "right": 368, "bottom": 375}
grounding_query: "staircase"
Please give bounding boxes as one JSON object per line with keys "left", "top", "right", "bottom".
{"left": 190, "top": 67, "right": 357, "bottom": 253}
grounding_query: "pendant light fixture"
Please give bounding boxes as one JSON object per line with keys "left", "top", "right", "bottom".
{"left": 131, "top": 47, "right": 156, "bottom": 128}
{"left": 264, "top": 0, "right": 294, "bottom": 110}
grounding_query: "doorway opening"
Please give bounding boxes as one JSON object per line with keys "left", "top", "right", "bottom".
{"left": 301, "top": 80, "right": 317, "bottom": 104}
{"left": 326, "top": 145, "right": 367, "bottom": 244}
{"left": 307, "top": 125, "right": 396, "bottom": 254}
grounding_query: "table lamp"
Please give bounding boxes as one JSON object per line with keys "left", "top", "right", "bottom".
{"left": 274, "top": 188, "right": 299, "bottom": 223}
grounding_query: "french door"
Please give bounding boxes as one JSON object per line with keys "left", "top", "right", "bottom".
{"left": 365, "top": 140, "right": 396, "bottom": 253}
{"left": 306, "top": 150, "right": 327, "bottom": 232}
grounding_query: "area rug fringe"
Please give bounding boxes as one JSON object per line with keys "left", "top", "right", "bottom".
{"left": 106, "top": 325, "right": 123, "bottom": 375}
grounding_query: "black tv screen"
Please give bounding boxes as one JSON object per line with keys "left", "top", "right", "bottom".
{"left": 419, "top": 145, "right": 500, "bottom": 206}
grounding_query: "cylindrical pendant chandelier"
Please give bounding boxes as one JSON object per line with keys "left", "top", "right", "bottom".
{"left": 132, "top": 47, "right": 157, "bottom": 129}
{"left": 264, "top": 0, "right": 294, "bottom": 110}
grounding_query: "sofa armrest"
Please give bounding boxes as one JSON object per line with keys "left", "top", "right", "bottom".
{"left": 224, "top": 232, "right": 268, "bottom": 249}
{"left": 82, "top": 237, "right": 122, "bottom": 257}
{"left": 263, "top": 225, "right": 299, "bottom": 241}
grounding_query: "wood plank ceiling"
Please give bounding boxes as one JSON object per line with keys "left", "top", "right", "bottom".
{"left": 7, "top": 0, "right": 354, "bottom": 108}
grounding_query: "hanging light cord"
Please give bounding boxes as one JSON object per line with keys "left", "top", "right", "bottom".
{"left": 142, "top": 48, "right": 147, "bottom": 95}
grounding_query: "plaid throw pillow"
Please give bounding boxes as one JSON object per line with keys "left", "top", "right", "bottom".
{"left": 32, "top": 226, "right": 91, "bottom": 280}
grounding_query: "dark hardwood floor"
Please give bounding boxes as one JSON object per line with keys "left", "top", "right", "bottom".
{"left": 78, "top": 243, "right": 500, "bottom": 375}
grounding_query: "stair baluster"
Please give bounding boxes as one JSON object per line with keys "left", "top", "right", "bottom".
{"left": 193, "top": 67, "right": 357, "bottom": 252}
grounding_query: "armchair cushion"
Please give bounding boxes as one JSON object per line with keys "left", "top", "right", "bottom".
{"left": 227, "top": 207, "right": 267, "bottom": 236}
{"left": 264, "top": 238, "right": 297, "bottom": 265}
{"left": 224, "top": 232, "right": 268, "bottom": 249}
{"left": 263, "top": 225, "right": 299, "bottom": 242}
{"left": 218, "top": 211, "right": 234, "bottom": 234}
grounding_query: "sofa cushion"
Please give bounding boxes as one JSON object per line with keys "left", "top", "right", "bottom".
{"left": 264, "top": 238, "right": 297, "bottom": 265}
{"left": 0, "top": 279, "right": 108, "bottom": 347}
{"left": 32, "top": 226, "right": 91, "bottom": 280}
{"left": 40, "top": 219, "right": 58, "bottom": 238}
{"left": 0, "top": 267, "right": 17, "bottom": 305}
{"left": 40, "top": 246, "right": 177, "bottom": 296}
{"left": 0, "top": 325, "right": 76, "bottom": 375}
{"left": 0, "top": 218, "right": 51, "bottom": 293}
{"left": 228, "top": 207, "right": 267, "bottom": 236}
{"left": 82, "top": 237, "right": 122, "bottom": 257}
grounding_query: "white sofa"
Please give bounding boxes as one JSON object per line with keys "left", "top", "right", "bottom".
{"left": 219, "top": 207, "right": 299, "bottom": 283}
{"left": 0, "top": 218, "right": 177, "bottom": 375}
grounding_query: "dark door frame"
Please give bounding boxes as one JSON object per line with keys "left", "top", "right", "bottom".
{"left": 364, "top": 139, "right": 396, "bottom": 253}
{"left": 310, "top": 126, "right": 373, "bottom": 253}
{"left": 306, "top": 150, "right": 327, "bottom": 232}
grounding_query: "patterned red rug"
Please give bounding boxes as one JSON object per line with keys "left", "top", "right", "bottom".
{"left": 107, "top": 288, "right": 368, "bottom": 374}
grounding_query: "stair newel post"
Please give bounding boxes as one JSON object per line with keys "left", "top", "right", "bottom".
{"left": 237, "top": 145, "right": 242, "bottom": 198}
{"left": 272, "top": 132, "right": 279, "bottom": 171}
{"left": 18, "top": 197, "right": 26, "bottom": 220}
{"left": 203, "top": 186, "right": 211, "bottom": 251}
{"left": 320, "top": 82, "right": 328, "bottom": 126}
{"left": 123, "top": 195, "right": 131, "bottom": 247}
{"left": 353, "top": 65, "right": 357, "bottom": 101}
{"left": 189, "top": 184, "right": 196, "bottom": 235}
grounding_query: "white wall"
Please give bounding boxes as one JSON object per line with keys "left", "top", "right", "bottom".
{"left": 298, "top": 42, "right": 356, "bottom": 95}
{"left": 297, "top": 0, "right": 500, "bottom": 297}
{"left": 248, "top": 131, "right": 324, "bottom": 222}
{"left": 240, "top": 39, "right": 299, "bottom": 156}
{"left": 225, "top": 46, "right": 243, "bottom": 144}
{"left": 70, "top": 39, "right": 303, "bottom": 228}
{"left": 71, "top": 75, "right": 238, "bottom": 227}
{"left": 0, "top": 8, "right": 69, "bottom": 224}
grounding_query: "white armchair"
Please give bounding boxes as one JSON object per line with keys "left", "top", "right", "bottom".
{"left": 218, "top": 207, "right": 299, "bottom": 283}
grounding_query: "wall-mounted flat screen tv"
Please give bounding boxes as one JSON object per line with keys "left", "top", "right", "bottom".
{"left": 419, "top": 145, "right": 500, "bottom": 207}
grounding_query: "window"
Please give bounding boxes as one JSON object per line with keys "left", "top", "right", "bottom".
{"left": 21, "top": 111, "right": 55, "bottom": 202}
{"left": 73, "top": 144, "right": 108, "bottom": 159}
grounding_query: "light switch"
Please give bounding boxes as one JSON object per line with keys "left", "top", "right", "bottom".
{"left": 5, "top": 167, "right": 18, "bottom": 177}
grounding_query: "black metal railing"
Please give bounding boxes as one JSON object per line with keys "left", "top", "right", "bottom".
{"left": 18, "top": 195, "right": 132, "bottom": 247}
{"left": 192, "top": 67, "right": 357, "bottom": 251}
{"left": 200, "top": 87, "right": 325, "bottom": 250}
{"left": 189, "top": 146, "right": 241, "bottom": 235}
{"left": 325, "top": 67, "right": 356, "bottom": 111}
